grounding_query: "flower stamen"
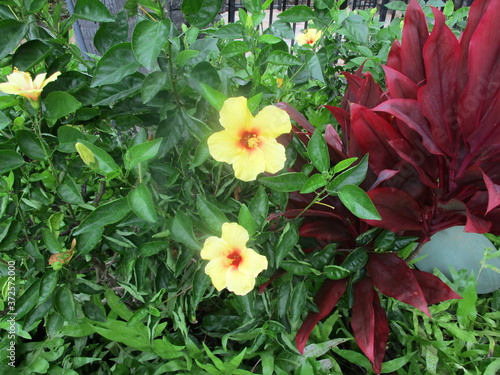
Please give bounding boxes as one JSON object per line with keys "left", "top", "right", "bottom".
{"left": 241, "top": 132, "right": 259, "bottom": 149}
{"left": 227, "top": 251, "right": 242, "bottom": 267}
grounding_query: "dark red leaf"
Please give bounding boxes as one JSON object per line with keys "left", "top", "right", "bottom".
{"left": 365, "top": 187, "right": 423, "bottom": 232}
{"left": 350, "top": 104, "right": 402, "bottom": 174}
{"left": 383, "top": 65, "right": 418, "bottom": 100}
{"left": 351, "top": 278, "right": 376, "bottom": 361}
{"left": 276, "top": 102, "right": 315, "bottom": 133}
{"left": 418, "top": 7, "right": 460, "bottom": 157}
{"left": 366, "top": 253, "right": 430, "bottom": 316}
{"left": 373, "top": 98, "right": 442, "bottom": 156}
{"left": 351, "top": 277, "right": 389, "bottom": 374}
{"left": 259, "top": 269, "right": 287, "bottom": 294}
{"left": 481, "top": 170, "right": 500, "bottom": 214}
{"left": 296, "top": 278, "right": 348, "bottom": 353}
{"left": 386, "top": 40, "right": 402, "bottom": 72}
{"left": 412, "top": 269, "right": 462, "bottom": 304}
{"left": 299, "top": 220, "right": 353, "bottom": 242}
{"left": 399, "top": 0, "right": 429, "bottom": 85}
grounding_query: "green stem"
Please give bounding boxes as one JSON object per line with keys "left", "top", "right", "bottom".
{"left": 33, "top": 110, "right": 59, "bottom": 187}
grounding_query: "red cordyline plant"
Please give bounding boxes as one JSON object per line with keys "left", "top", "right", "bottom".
{"left": 272, "top": 0, "right": 500, "bottom": 373}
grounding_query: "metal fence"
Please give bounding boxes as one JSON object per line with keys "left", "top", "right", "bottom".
{"left": 224, "top": 0, "right": 475, "bottom": 23}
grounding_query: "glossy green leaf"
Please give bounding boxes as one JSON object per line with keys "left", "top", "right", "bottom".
{"left": 221, "top": 41, "right": 250, "bottom": 58}
{"left": 75, "top": 139, "right": 121, "bottom": 177}
{"left": 54, "top": 286, "right": 78, "bottom": 323}
{"left": 16, "top": 129, "right": 48, "bottom": 160}
{"left": 93, "top": 74, "right": 143, "bottom": 106}
{"left": 168, "top": 211, "right": 201, "bottom": 250}
{"left": 199, "top": 83, "right": 227, "bottom": 111}
{"left": 277, "top": 5, "right": 315, "bottom": 22}
{"left": 275, "top": 221, "right": 299, "bottom": 268}
{"left": 23, "top": 0, "right": 48, "bottom": 13}
{"left": 73, "top": 0, "right": 114, "bottom": 22}
{"left": 384, "top": 0, "right": 407, "bottom": 11}
{"left": 327, "top": 154, "right": 368, "bottom": 194}
{"left": 338, "top": 184, "right": 381, "bottom": 220}
{"left": 128, "top": 183, "right": 157, "bottom": 222}
{"left": 91, "top": 43, "right": 141, "bottom": 87}
{"left": 267, "top": 50, "right": 302, "bottom": 66}
{"left": 333, "top": 157, "right": 358, "bottom": 174}
{"left": 290, "top": 282, "right": 307, "bottom": 324}
{"left": 76, "top": 227, "right": 104, "bottom": 255}
{"left": 300, "top": 173, "right": 327, "bottom": 194}
{"left": 248, "top": 186, "right": 269, "bottom": 229}
{"left": 142, "top": 71, "right": 168, "bottom": 104}
{"left": 197, "top": 196, "right": 228, "bottom": 236}
{"left": 0, "top": 150, "right": 24, "bottom": 174}
{"left": 74, "top": 198, "right": 131, "bottom": 235}
{"left": 132, "top": 19, "right": 170, "bottom": 70}
{"left": 44, "top": 91, "right": 82, "bottom": 119}
{"left": 14, "top": 279, "right": 41, "bottom": 319}
{"left": 182, "top": 0, "right": 224, "bottom": 28}
{"left": 308, "top": 129, "right": 330, "bottom": 173}
{"left": 139, "top": 241, "right": 169, "bottom": 257}
{"left": 238, "top": 204, "right": 255, "bottom": 237}
{"left": 124, "top": 138, "right": 163, "bottom": 170}
{"left": 57, "top": 178, "right": 84, "bottom": 204}
{"left": 12, "top": 40, "right": 52, "bottom": 71}
{"left": 94, "top": 11, "right": 130, "bottom": 55}
{"left": 259, "top": 172, "right": 307, "bottom": 192}
{"left": 37, "top": 270, "right": 59, "bottom": 307}
{"left": 324, "top": 265, "right": 350, "bottom": 280}
{"left": 0, "top": 20, "right": 28, "bottom": 60}
{"left": 340, "top": 247, "right": 368, "bottom": 273}
{"left": 42, "top": 227, "right": 62, "bottom": 253}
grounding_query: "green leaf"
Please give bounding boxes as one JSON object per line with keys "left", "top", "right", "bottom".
{"left": 124, "top": 138, "right": 163, "bottom": 170}
{"left": 74, "top": 198, "right": 131, "bottom": 235}
{"left": 199, "top": 83, "right": 227, "bottom": 111}
{"left": 238, "top": 204, "right": 255, "bottom": 237}
{"left": 94, "top": 11, "right": 130, "bottom": 54}
{"left": 212, "top": 23, "right": 244, "bottom": 39}
{"left": 176, "top": 49, "right": 199, "bottom": 66}
{"left": 37, "top": 270, "right": 59, "bottom": 307}
{"left": 57, "top": 179, "right": 84, "bottom": 204}
{"left": 259, "top": 172, "right": 307, "bottom": 192}
{"left": 12, "top": 40, "right": 52, "bottom": 71}
{"left": 0, "top": 150, "right": 24, "bottom": 174}
{"left": 44, "top": 91, "right": 82, "bottom": 119}
{"left": 197, "top": 196, "right": 228, "bottom": 236}
{"left": 23, "top": 0, "right": 48, "bottom": 13}
{"left": 327, "top": 154, "right": 368, "bottom": 193}
{"left": 338, "top": 184, "right": 381, "bottom": 220}
{"left": 340, "top": 247, "right": 368, "bottom": 273}
{"left": 132, "top": 19, "right": 170, "bottom": 70}
{"left": 54, "top": 286, "right": 78, "bottom": 323}
{"left": 324, "top": 265, "right": 350, "bottom": 280}
{"left": 93, "top": 74, "right": 143, "bottom": 106}
{"left": 384, "top": 0, "right": 408, "bottom": 10}
{"left": 14, "top": 279, "right": 41, "bottom": 319}
{"left": 308, "top": 129, "right": 330, "bottom": 173}
{"left": 182, "top": 0, "right": 224, "bottom": 28}
{"left": 275, "top": 221, "right": 299, "bottom": 268}
{"left": 73, "top": 0, "right": 114, "bottom": 22}
{"left": 142, "top": 71, "right": 168, "bottom": 104}
{"left": 128, "top": 183, "right": 157, "bottom": 222}
{"left": 0, "top": 19, "right": 28, "bottom": 60}
{"left": 267, "top": 50, "right": 302, "bottom": 66}
{"left": 139, "top": 241, "right": 169, "bottom": 257}
{"left": 16, "top": 129, "right": 48, "bottom": 160}
{"left": 333, "top": 157, "right": 358, "bottom": 174}
{"left": 42, "top": 227, "right": 62, "bottom": 253}
{"left": 77, "top": 227, "right": 104, "bottom": 255}
{"left": 168, "top": 212, "right": 201, "bottom": 249}
{"left": 249, "top": 186, "right": 269, "bottom": 230}
{"left": 258, "top": 34, "right": 283, "bottom": 44}
{"left": 221, "top": 41, "right": 250, "bottom": 58}
{"left": 290, "top": 282, "right": 307, "bottom": 325}
{"left": 76, "top": 139, "right": 121, "bottom": 177}
{"left": 277, "top": 5, "right": 314, "bottom": 22}
{"left": 300, "top": 173, "right": 327, "bottom": 194}
{"left": 91, "top": 43, "right": 141, "bottom": 87}
{"left": 342, "top": 14, "right": 368, "bottom": 44}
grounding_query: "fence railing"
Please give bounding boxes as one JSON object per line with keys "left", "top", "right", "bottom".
{"left": 224, "top": 0, "right": 475, "bottom": 24}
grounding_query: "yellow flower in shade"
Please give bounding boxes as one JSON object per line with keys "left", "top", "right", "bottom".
{"left": 296, "top": 29, "right": 322, "bottom": 46}
{"left": 201, "top": 222, "right": 268, "bottom": 296}
{"left": 207, "top": 97, "right": 292, "bottom": 181}
{"left": 0, "top": 68, "right": 60, "bottom": 104}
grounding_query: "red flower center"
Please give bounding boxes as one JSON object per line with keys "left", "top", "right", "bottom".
{"left": 227, "top": 251, "right": 242, "bottom": 267}
{"left": 240, "top": 132, "right": 259, "bottom": 149}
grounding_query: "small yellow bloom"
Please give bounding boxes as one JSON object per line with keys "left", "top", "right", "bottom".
{"left": 276, "top": 78, "right": 284, "bottom": 88}
{"left": 75, "top": 142, "right": 97, "bottom": 166}
{"left": 207, "top": 97, "right": 292, "bottom": 181}
{"left": 0, "top": 68, "right": 60, "bottom": 103}
{"left": 296, "top": 29, "right": 322, "bottom": 46}
{"left": 201, "top": 223, "right": 268, "bottom": 296}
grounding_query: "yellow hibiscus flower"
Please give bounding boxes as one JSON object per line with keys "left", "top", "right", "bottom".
{"left": 0, "top": 68, "right": 60, "bottom": 105}
{"left": 296, "top": 29, "right": 322, "bottom": 46}
{"left": 207, "top": 97, "right": 292, "bottom": 181}
{"left": 201, "top": 222, "right": 268, "bottom": 296}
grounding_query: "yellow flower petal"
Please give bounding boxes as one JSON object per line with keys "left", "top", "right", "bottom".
{"left": 32, "top": 73, "right": 48, "bottom": 89}
{"left": 259, "top": 138, "right": 287, "bottom": 174}
{"left": 205, "top": 258, "right": 229, "bottom": 291}
{"left": 207, "top": 130, "right": 242, "bottom": 164}
{"left": 219, "top": 97, "right": 253, "bottom": 137}
{"left": 201, "top": 236, "right": 231, "bottom": 260}
{"left": 226, "top": 266, "right": 256, "bottom": 295}
{"left": 41, "top": 71, "right": 61, "bottom": 88}
{"left": 232, "top": 147, "right": 266, "bottom": 181}
{"left": 0, "top": 83, "right": 22, "bottom": 95}
{"left": 238, "top": 247, "right": 268, "bottom": 278}
{"left": 252, "top": 105, "right": 292, "bottom": 138}
{"left": 221, "top": 222, "right": 249, "bottom": 250}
